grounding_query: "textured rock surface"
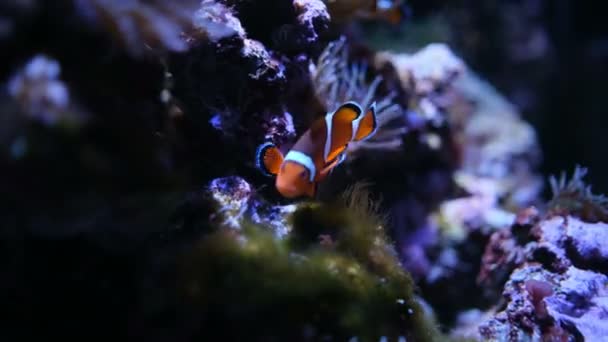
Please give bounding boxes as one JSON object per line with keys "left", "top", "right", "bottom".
{"left": 207, "top": 176, "right": 296, "bottom": 238}
{"left": 474, "top": 209, "right": 608, "bottom": 340}
{"left": 371, "top": 43, "right": 542, "bottom": 328}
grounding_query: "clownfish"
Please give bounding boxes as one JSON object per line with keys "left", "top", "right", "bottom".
{"left": 325, "top": 0, "right": 410, "bottom": 26}
{"left": 255, "top": 101, "right": 378, "bottom": 198}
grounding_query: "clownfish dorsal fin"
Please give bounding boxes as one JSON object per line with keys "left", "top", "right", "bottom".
{"left": 352, "top": 101, "right": 378, "bottom": 142}
{"left": 324, "top": 101, "right": 363, "bottom": 162}
{"left": 255, "top": 142, "right": 284, "bottom": 177}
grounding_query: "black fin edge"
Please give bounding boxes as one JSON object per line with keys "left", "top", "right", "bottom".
{"left": 255, "top": 142, "right": 277, "bottom": 177}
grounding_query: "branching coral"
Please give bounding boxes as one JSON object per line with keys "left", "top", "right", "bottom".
{"left": 311, "top": 37, "right": 407, "bottom": 156}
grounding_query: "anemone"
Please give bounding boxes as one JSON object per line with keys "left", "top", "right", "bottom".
{"left": 547, "top": 165, "right": 608, "bottom": 222}
{"left": 310, "top": 37, "right": 407, "bottom": 157}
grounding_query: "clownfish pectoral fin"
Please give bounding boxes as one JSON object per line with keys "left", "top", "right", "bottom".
{"left": 255, "top": 142, "right": 284, "bottom": 177}
{"left": 353, "top": 101, "right": 378, "bottom": 142}
{"left": 317, "top": 160, "right": 338, "bottom": 182}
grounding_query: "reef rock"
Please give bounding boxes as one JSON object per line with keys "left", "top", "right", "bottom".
{"left": 476, "top": 195, "right": 608, "bottom": 341}
{"left": 370, "top": 43, "right": 542, "bottom": 329}
{"left": 478, "top": 263, "right": 608, "bottom": 341}
{"left": 207, "top": 176, "right": 296, "bottom": 238}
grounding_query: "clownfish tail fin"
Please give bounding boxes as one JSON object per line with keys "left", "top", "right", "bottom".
{"left": 255, "top": 142, "right": 284, "bottom": 177}
{"left": 353, "top": 101, "right": 378, "bottom": 142}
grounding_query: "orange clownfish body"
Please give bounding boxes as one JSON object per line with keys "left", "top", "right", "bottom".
{"left": 256, "top": 101, "right": 378, "bottom": 198}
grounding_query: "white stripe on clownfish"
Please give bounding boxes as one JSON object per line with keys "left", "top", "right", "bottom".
{"left": 351, "top": 101, "right": 377, "bottom": 142}
{"left": 284, "top": 150, "right": 317, "bottom": 182}
{"left": 323, "top": 110, "right": 333, "bottom": 163}
{"left": 349, "top": 102, "right": 365, "bottom": 141}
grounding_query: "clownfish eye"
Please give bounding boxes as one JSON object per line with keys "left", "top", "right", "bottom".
{"left": 299, "top": 170, "right": 308, "bottom": 179}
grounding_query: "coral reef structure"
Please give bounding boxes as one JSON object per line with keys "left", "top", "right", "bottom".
{"left": 0, "top": 1, "right": 601, "bottom": 341}
{"left": 464, "top": 167, "right": 608, "bottom": 341}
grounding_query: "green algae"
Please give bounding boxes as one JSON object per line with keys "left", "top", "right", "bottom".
{"left": 177, "top": 184, "right": 443, "bottom": 341}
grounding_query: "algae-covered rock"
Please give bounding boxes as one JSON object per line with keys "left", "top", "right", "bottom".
{"left": 177, "top": 183, "right": 442, "bottom": 341}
